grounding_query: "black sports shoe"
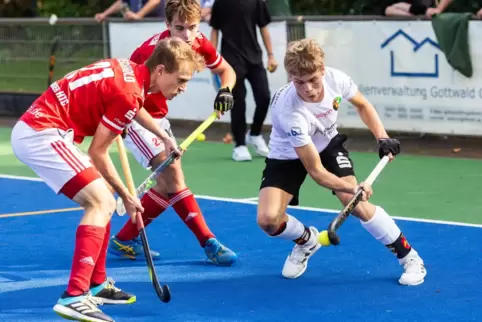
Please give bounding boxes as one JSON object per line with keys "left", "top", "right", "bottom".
{"left": 90, "top": 277, "right": 136, "bottom": 304}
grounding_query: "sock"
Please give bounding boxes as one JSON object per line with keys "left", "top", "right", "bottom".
{"left": 269, "top": 214, "right": 311, "bottom": 245}
{"left": 361, "top": 206, "right": 412, "bottom": 259}
{"left": 66, "top": 225, "right": 105, "bottom": 296}
{"left": 90, "top": 221, "right": 111, "bottom": 286}
{"left": 169, "top": 188, "right": 215, "bottom": 247}
{"left": 116, "top": 188, "right": 170, "bottom": 241}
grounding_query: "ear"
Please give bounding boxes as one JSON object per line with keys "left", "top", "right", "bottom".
{"left": 155, "top": 64, "right": 165, "bottom": 76}
{"left": 321, "top": 64, "right": 325, "bottom": 76}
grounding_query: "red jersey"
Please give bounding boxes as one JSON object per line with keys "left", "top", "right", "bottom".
{"left": 20, "top": 58, "right": 150, "bottom": 143}
{"left": 130, "top": 30, "right": 223, "bottom": 118}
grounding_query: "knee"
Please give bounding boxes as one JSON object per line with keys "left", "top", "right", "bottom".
{"left": 162, "top": 161, "right": 186, "bottom": 192}
{"left": 257, "top": 210, "right": 283, "bottom": 235}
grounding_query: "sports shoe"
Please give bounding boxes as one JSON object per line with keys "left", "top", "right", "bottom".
{"left": 91, "top": 277, "right": 136, "bottom": 304}
{"left": 246, "top": 134, "right": 269, "bottom": 157}
{"left": 108, "top": 235, "right": 160, "bottom": 260}
{"left": 398, "top": 252, "right": 427, "bottom": 286}
{"left": 282, "top": 226, "right": 322, "bottom": 279}
{"left": 53, "top": 292, "right": 113, "bottom": 322}
{"left": 204, "top": 238, "right": 237, "bottom": 266}
{"left": 232, "top": 145, "right": 252, "bottom": 162}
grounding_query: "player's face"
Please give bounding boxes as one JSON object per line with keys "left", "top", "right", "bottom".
{"left": 290, "top": 69, "right": 324, "bottom": 103}
{"left": 167, "top": 14, "right": 200, "bottom": 44}
{"left": 153, "top": 62, "right": 193, "bottom": 100}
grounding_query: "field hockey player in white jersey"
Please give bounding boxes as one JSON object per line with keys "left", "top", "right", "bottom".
{"left": 256, "top": 38, "right": 427, "bottom": 285}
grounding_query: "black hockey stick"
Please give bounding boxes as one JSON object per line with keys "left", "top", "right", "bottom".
{"left": 327, "top": 155, "right": 390, "bottom": 245}
{"left": 116, "top": 137, "right": 171, "bottom": 303}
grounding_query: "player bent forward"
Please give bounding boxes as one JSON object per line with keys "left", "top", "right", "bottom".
{"left": 11, "top": 38, "right": 204, "bottom": 322}
{"left": 110, "top": 0, "right": 237, "bottom": 266}
{"left": 257, "top": 39, "right": 427, "bottom": 285}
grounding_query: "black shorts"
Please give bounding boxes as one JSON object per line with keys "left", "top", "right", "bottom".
{"left": 259, "top": 134, "right": 356, "bottom": 206}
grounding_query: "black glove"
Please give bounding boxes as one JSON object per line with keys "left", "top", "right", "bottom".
{"left": 214, "top": 87, "right": 234, "bottom": 113}
{"left": 377, "top": 138, "right": 400, "bottom": 159}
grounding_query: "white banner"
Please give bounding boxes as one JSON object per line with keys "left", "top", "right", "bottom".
{"left": 306, "top": 21, "right": 482, "bottom": 136}
{"left": 108, "top": 21, "right": 288, "bottom": 124}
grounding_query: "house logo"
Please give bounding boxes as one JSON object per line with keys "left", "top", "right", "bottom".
{"left": 380, "top": 29, "right": 441, "bottom": 78}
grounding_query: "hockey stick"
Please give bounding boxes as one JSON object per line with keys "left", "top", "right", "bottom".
{"left": 116, "top": 111, "right": 218, "bottom": 216}
{"left": 322, "top": 155, "right": 390, "bottom": 246}
{"left": 47, "top": 36, "right": 61, "bottom": 87}
{"left": 115, "top": 136, "right": 171, "bottom": 303}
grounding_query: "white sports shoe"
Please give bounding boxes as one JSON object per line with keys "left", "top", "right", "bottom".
{"left": 282, "top": 226, "right": 322, "bottom": 279}
{"left": 398, "top": 253, "right": 427, "bottom": 286}
{"left": 246, "top": 134, "right": 269, "bottom": 157}
{"left": 232, "top": 145, "right": 252, "bottom": 162}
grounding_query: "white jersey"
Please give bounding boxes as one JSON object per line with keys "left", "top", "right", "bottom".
{"left": 268, "top": 67, "right": 358, "bottom": 160}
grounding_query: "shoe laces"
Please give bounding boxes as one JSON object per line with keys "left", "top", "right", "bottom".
{"left": 290, "top": 242, "right": 314, "bottom": 264}
{"left": 403, "top": 257, "right": 425, "bottom": 274}
{"left": 82, "top": 294, "right": 104, "bottom": 312}
{"left": 105, "top": 277, "right": 121, "bottom": 292}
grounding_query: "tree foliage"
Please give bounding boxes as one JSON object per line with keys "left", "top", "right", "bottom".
{"left": 1, "top": 0, "right": 481, "bottom": 18}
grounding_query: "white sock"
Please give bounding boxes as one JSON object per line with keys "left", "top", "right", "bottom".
{"left": 361, "top": 206, "right": 401, "bottom": 245}
{"left": 271, "top": 214, "right": 309, "bottom": 242}
{"left": 361, "top": 206, "right": 416, "bottom": 262}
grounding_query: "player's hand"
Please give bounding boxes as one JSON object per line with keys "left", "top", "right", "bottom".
{"left": 122, "top": 194, "right": 144, "bottom": 224}
{"left": 356, "top": 182, "right": 373, "bottom": 202}
{"left": 214, "top": 87, "right": 234, "bottom": 116}
{"left": 377, "top": 138, "right": 400, "bottom": 161}
{"left": 162, "top": 136, "right": 182, "bottom": 158}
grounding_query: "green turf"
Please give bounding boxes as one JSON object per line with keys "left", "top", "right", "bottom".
{"left": 1, "top": 127, "right": 481, "bottom": 224}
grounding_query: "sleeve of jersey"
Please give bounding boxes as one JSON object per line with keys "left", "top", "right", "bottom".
{"left": 281, "top": 113, "right": 312, "bottom": 148}
{"left": 102, "top": 94, "right": 142, "bottom": 134}
{"left": 201, "top": 35, "right": 223, "bottom": 69}
{"left": 340, "top": 71, "right": 359, "bottom": 100}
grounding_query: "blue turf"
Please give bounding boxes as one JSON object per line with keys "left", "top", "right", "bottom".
{"left": 0, "top": 178, "right": 481, "bottom": 321}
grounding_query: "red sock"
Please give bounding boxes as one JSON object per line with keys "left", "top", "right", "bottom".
{"left": 66, "top": 225, "right": 105, "bottom": 296}
{"left": 116, "top": 188, "right": 170, "bottom": 241}
{"left": 169, "top": 188, "right": 215, "bottom": 247}
{"left": 90, "top": 221, "right": 111, "bottom": 286}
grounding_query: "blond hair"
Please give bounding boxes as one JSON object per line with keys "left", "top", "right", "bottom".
{"left": 165, "top": 0, "right": 201, "bottom": 24}
{"left": 284, "top": 39, "right": 325, "bottom": 76}
{"left": 145, "top": 37, "right": 205, "bottom": 74}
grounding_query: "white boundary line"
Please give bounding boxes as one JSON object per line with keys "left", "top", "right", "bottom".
{"left": 2, "top": 173, "right": 481, "bottom": 229}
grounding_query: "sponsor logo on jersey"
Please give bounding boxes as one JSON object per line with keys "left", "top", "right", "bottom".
{"left": 287, "top": 126, "right": 302, "bottom": 137}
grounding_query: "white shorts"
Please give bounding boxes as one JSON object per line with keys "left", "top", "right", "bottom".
{"left": 124, "top": 118, "right": 176, "bottom": 169}
{"left": 10, "top": 121, "right": 101, "bottom": 199}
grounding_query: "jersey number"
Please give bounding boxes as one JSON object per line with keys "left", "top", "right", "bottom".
{"left": 65, "top": 61, "right": 115, "bottom": 91}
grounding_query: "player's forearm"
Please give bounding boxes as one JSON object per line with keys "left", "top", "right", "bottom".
{"left": 260, "top": 27, "right": 274, "bottom": 57}
{"left": 134, "top": 108, "right": 170, "bottom": 141}
{"left": 136, "top": 0, "right": 161, "bottom": 18}
{"left": 309, "top": 168, "right": 357, "bottom": 194}
{"left": 216, "top": 64, "right": 236, "bottom": 90}
{"left": 90, "top": 151, "right": 130, "bottom": 199}
{"left": 357, "top": 103, "right": 388, "bottom": 140}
